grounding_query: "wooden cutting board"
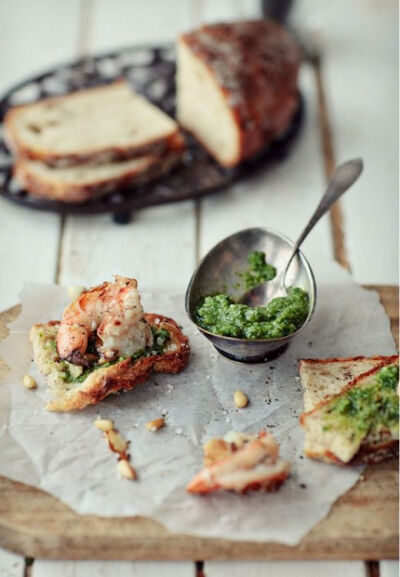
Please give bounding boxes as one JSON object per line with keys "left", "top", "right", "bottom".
{"left": 0, "top": 285, "right": 398, "bottom": 561}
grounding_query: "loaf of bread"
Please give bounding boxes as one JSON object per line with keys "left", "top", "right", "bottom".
{"left": 176, "top": 20, "right": 300, "bottom": 167}
{"left": 5, "top": 80, "right": 182, "bottom": 167}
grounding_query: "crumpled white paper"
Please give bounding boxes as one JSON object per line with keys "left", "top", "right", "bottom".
{"left": 0, "top": 259, "right": 396, "bottom": 544}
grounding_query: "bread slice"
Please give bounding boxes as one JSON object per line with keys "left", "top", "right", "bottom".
{"left": 14, "top": 148, "right": 182, "bottom": 203}
{"left": 299, "top": 355, "right": 393, "bottom": 412}
{"left": 29, "top": 313, "right": 190, "bottom": 411}
{"left": 186, "top": 431, "right": 290, "bottom": 494}
{"left": 5, "top": 80, "right": 183, "bottom": 166}
{"left": 176, "top": 20, "right": 300, "bottom": 167}
{"left": 300, "top": 355, "right": 399, "bottom": 465}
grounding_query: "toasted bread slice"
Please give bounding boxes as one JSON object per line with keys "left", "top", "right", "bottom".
{"left": 30, "top": 313, "right": 190, "bottom": 411}
{"left": 299, "top": 355, "right": 393, "bottom": 412}
{"left": 300, "top": 355, "right": 399, "bottom": 465}
{"left": 14, "top": 148, "right": 182, "bottom": 203}
{"left": 5, "top": 80, "right": 182, "bottom": 166}
{"left": 186, "top": 431, "right": 290, "bottom": 494}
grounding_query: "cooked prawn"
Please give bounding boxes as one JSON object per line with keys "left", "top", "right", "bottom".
{"left": 186, "top": 431, "right": 290, "bottom": 494}
{"left": 57, "top": 276, "right": 153, "bottom": 366}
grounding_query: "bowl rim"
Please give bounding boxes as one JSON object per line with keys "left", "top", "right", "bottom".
{"left": 185, "top": 226, "right": 317, "bottom": 344}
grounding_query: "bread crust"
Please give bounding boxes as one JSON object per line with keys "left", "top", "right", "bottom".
{"left": 179, "top": 20, "right": 301, "bottom": 167}
{"left": 14, "top": 149, "right": 183, "bottom": 203}
{"left": 4, "top": 80, "right": 183, "bottom": 167}
{"left": 300, "top": 355, "right": 399, "bottom": 465}
{"left": 31, "top": 313, "right": 190, "bottom": 412}
{"left": 299, "top": 354, "right": 394, "bottom": 368}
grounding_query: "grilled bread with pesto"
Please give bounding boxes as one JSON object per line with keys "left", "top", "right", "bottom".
{"left": 299, "top": 355, "right": 399, "bottom": 465}
{"left": 30, "top": 313, "right": 190, "bottom": 412}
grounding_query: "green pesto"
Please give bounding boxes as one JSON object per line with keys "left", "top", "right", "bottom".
{"left": 240, "top": 251, "right": 277, "bottom": 290}
{"left": 63, "top": 327, "right": 171, "bottom": 383}
{"left": 195, "top": 287, "right": 309, "bottom": 339}
{"left": 322, "top": 365, "right": 399, "bottom": 439}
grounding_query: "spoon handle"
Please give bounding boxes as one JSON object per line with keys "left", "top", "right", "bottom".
{"left": 283, "top": 158, "right": 363, "bottom": 280}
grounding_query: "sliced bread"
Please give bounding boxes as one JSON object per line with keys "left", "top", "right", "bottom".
{"left": 299, "top": 355, "right": 399, "bottom": 465}
{"left": 30, "top": 313, "right": 190, "bottom": 412}
{"left": 176, "top": 20, "right": 300, "bottom": 167}
{"left": 5, "top": 80, "right": 183, "bottom": 166}
{"left": 14, "top": 148, "right": 182, "bottom": 203}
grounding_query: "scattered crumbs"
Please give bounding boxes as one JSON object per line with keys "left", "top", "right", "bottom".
{"left": 225, "top": 416, "right": 231, "bottom": 423}
{"left": 222, "top": 409, "right": 228, "bottom": 416}
{"left": 166, "top": 384, "right": 174, "bottom": 392}
{"left": 299, "top": 455, "right": 304, "bottom": 459}
{"left": 175, "top": 428, "right": 183, "bottom": 435}
{"left": 300, "top": 483, "right": 307, "bottom": 489}
{"left": 274, "top": 398, "right": 279, "bottom": 402}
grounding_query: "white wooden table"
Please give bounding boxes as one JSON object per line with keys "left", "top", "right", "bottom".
{"left": 0, "top": 0, "right": 398, "bottom": 575}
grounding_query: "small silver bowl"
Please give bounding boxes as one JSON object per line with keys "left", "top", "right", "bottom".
{"left": 185, "top": 227, "right": 316, "bottom": 363}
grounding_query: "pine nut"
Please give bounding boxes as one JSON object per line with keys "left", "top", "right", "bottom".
{"left": 234, "top": 390, "right": 248, "bottom": 408}
{"left": 94, "top": 418, "right": 114, "bottom": 432}
{"left": 117, "top": 459, "right": 137, "bottom": 480}
{"left": 22, "top": 374, "right": 37, "bottom": 390}
{"left": 106, "top": 429, "right": 128, "bottom": 453}
{"left": 146, "top": 417, "right": 165, "bottom": 432}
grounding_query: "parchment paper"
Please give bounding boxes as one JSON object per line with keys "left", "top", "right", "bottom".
{"left": 0, "top": 259, "right": 396, "bottom": 544}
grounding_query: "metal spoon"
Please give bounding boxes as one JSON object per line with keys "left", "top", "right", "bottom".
{"left": 240, "top": 158, "right": 363, "bottom": 307}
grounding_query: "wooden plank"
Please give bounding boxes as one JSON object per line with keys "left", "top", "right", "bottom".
{"left": 0, "top": 286, "right": 397, "bottom": 561}
{"left": 314, "top": 58, "right": 350, "bottom": 271}
{"left": 32, "top": 560, "right": 195, "bottom": 577}
{"left": 204, "top": 560, "right": 367, "bottom": 577}
{"left": 365, "top": 286, "right": 399, "bottom": 348}
{"left": 59, "top": 0, "right": 197, "bottom": 290}
{"left": 0, "top": 0, "right": 80, "bottom": 93}
{"left": 0, "top": 0, "right": 81, "bottom": 312}
{"left": 293, "top": 0, "right": 398, "bottom": 285}
{"left": 0, "top": 548, "right": 24, "bottom": 577}
{"left": 59, "top": 204, "right": 197, "bottom": 290}
{"left": 380, "top": 561, "right": 399, "bottom": 577}
{"left": 89, "top": 0, "right": 193, "bottom": 49}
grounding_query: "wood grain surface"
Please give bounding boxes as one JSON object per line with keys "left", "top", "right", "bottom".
{"left": 0, "top": 285, "right": 397, "bottom": 561}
